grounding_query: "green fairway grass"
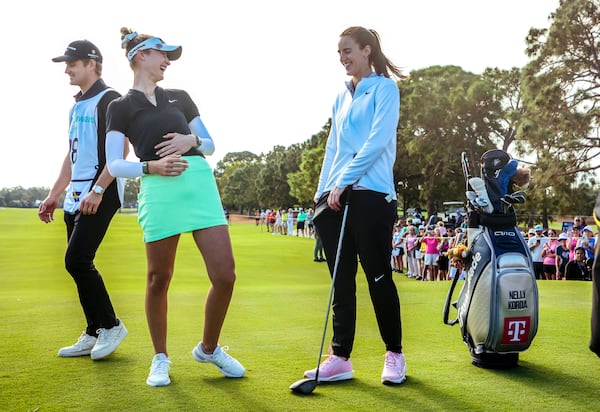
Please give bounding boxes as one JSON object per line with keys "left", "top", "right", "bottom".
{"left": 0, "top": 208, "right": 598, "bottom": 411}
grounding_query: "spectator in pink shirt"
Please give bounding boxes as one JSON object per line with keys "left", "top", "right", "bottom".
{"left": 422, "top": 227, "right": 440, "bottom": 281}
{"left": 542, "top": 229, "right": 559, "bottom": 280}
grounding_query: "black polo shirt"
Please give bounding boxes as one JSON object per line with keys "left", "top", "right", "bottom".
{"left": 107, "top": 87, "right": 202, "bottom": 161}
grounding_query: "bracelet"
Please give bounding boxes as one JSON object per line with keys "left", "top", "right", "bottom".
{"left": 142, "top": 161, "right": 149, "bottom": 174}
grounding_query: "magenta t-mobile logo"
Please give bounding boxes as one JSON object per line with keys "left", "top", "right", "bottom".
{"left": 502, "top": 317, "right": 530, "bottom": 344}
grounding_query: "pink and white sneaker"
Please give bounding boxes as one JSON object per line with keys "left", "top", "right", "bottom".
{"left": 381, "top": 351, "right": 407, "bottom": 384}
{"left": 304, "top": 353, "right": 354, "bottom": 382}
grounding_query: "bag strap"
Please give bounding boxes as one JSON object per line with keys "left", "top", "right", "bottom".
{"left": 443, "top": 265, "right": 462, "bottom": 326}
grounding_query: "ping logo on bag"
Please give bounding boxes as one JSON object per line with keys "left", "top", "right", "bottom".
{"left": 502, "top": 317, "right": 531, "bottom": 344}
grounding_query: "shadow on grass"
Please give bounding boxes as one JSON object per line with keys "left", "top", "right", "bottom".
{"left": 281, "top": 359, "right": 599, "bottom": 410}
{"left": 179, "top": 376, "right": 261, "bottom": 410}
{"left": 487, "top": 360, "right": 597, "bottom": 405}
{"left": 312, "top": 377, "right": 477, "bottom": 410}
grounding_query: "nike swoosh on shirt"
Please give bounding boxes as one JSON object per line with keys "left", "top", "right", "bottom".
{"left": 168, "top": 99, "right": 178, "bottom": 103}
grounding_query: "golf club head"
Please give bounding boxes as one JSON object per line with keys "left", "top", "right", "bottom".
{"left": 289, "top": 378, "right": 317, "bottom": 394}
{"left": 501, "top": 193, "right": 525, "bottom": 204}
{"left": 510, "top": 191, "right": 526, "bottom": 203}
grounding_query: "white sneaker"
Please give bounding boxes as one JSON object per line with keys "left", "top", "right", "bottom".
{"left": 192, "top": 343, "right": 245, "bottom": 378}
{"left": 58, "top": 332, "right": 97, "bottom": 357}
{"left": 90, "top": 318, "right": 128, "bottom": 360}
{"left": 146, "top": 353, "right": 171, "bottom": 387}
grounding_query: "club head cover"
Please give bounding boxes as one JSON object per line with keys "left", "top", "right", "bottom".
{"left": 468, "top": 177, "right": 494, "bottom": 214}
{"left": 497, "top": 159, "right": 519, "bottom": 196}
{"left": 480, "top": 150, "right": 512, "bottom": 210}
{"left": 480, "top": 149, "right": 511, "bottom": 176}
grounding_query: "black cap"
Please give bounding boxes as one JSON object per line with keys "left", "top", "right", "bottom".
{"left": 52, "top": 40, "right": 103, "bottom": 63}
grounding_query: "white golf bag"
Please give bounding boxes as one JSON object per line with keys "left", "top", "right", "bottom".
{"left": 443, "top": 150, "right": 538, "bottom": 368}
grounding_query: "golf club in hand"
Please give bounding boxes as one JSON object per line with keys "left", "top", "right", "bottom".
{"left": 289, "top": 192, "right": 351, "bottom": 395}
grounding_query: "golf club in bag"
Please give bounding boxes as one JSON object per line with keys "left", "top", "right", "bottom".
{"left": 290, "top": 191, "right": 351, "bottom": 394}
{"left": 443, "top": 150, "right": 538, "bottom": 369}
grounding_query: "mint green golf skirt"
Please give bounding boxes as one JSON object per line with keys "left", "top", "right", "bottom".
{"left": 138, "top": 156, "right": 227, "bottom": 243}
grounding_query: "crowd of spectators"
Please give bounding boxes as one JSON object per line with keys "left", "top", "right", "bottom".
{"left": 525, "top": 216, "right": 594, "bottom": 281}
{"left": 250, "top": 207, "right": 594, "bottom": 281}
{"left": 391, "top": 214, "right": 594, "bottom": 282}
{"left": 256, "top": 208, "right": 314, "bottom": 237}
{"left": 390, "top": 215, "right": 466, "bottom": 281}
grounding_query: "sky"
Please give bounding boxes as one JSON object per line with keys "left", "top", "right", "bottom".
{"left": 0, "top": 0, "right": 560, "bottom": 189}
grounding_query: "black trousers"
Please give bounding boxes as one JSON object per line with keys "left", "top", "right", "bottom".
{"left": 64, "top": 185, "right": 120, "bottom": 336}
{"left": 314, "top": 190, "right": 402, "bottom": 358}
{"left": 591, "top": 240, "right": 600, "bottom": 357}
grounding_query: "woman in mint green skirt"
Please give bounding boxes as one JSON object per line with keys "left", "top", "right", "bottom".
{"left": 106, "top": 27, "right": 245, "bottom": 387}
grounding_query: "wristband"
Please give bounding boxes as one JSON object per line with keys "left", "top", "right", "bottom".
{"left": 142, "top": 161, "right": 149, "bottom": 175}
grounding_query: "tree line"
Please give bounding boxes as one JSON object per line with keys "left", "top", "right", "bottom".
{"left": 215, "top": 1, "right": 600, "bottom": 227}
{"left": 3, "top": 1, "right": 598, "bottom": 226}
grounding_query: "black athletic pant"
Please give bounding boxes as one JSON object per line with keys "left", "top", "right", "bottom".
{"left": 314, "top": 190, "right": 402, "bottom": 359}
{"left": 591, "top": 239, "right": 600, "bottom": 357}
{"left": 64, "top": 185, "right": 120, "bottom": 336}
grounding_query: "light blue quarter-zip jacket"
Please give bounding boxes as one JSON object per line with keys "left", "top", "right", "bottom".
{"left": 315, "top": 73, "right": 400, "bottom": 201}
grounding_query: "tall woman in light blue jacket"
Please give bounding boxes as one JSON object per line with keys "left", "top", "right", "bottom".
{"left": 304, "top": 26, "right": 407, "bottom": 385}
